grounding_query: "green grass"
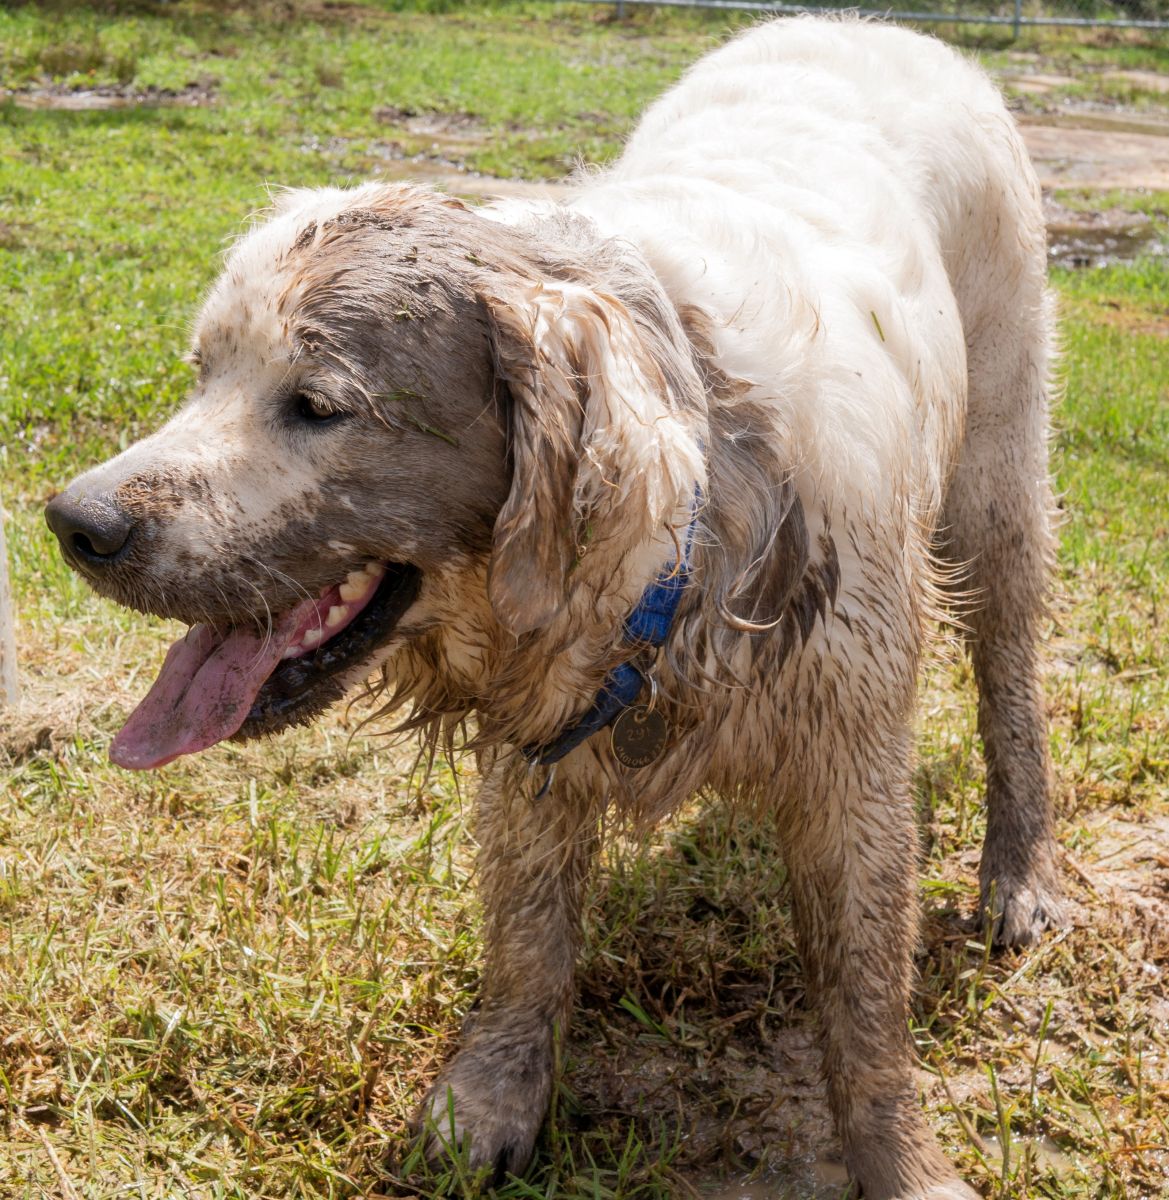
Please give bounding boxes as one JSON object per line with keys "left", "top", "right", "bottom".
{"left": 2, "top": 4, "right": 1168, "bottom": 1198}
{"left": 0, "top": 1, "right": 720, "bottom": 505}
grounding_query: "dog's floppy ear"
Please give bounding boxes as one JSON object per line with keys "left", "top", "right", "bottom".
{"left": 482, "top": 276, "right": 701, "bottom": 636}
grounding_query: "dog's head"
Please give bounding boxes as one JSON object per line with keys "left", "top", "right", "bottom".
{"left": 46, "top": 183, "right": 704, "bottom": 768}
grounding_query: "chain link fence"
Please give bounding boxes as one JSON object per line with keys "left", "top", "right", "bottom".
{"left": 578, "top": 0, "right": 1169, "bottom": 32}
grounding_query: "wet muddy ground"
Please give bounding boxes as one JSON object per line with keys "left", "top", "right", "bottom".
{"left": 693, "top": 1133, "right": 1077, "bottom": 1200}
{"left": 1045, "top": 196, "right": 1167, "bottom": 268}
{"left": 7, "top": 79, "right": 216, "bottom": 110}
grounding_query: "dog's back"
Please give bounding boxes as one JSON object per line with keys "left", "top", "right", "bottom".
{"left": 574, "top": 18, "right": 1047, "bottom": 523}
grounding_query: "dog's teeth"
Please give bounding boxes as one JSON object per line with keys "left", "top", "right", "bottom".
{"left": 281, "top": 646, "right": 301, "bottom": 659}
{"left": 340, "top": 564, "right": 382, "bottom": 601}
{"left": 302, "top": 628, "right": 322, "bottom": 648}
{"left": 326, "top": 605, "right": 348, "bottom": 629}
{"left": 340, "top": 574, "right": 365, "bottom": 601}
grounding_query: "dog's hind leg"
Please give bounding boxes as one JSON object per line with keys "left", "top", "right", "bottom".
{"left": 942, "top": 290, "right": 1064, "bottom": 948}
{"left": 414, "top": 754, "right": 598, "bottom": 1180}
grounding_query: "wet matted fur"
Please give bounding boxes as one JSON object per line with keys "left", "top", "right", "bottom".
{"left": 47, "top": 18, "right": 1064, "bottom": 1199}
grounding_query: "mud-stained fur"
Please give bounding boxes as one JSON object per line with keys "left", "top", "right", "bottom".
{"left": 50, "top": 19, "right": 1065, "bottom": 1200}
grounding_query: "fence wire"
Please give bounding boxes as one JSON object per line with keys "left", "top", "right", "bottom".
{"left": 576, "top": 0, "right": 1169, "bottom": 32}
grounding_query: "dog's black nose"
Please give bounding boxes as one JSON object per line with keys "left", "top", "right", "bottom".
{"left": 45, "top": 492, "right": 133, "bottom": 566}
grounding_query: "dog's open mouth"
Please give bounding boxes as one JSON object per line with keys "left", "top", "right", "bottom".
{"left": 110, "top": 562, "right": 422, "bottom": 770}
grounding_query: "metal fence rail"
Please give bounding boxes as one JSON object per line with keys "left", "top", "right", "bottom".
{"left": 579, "top": 0, "right": 1169, "bottom": 32}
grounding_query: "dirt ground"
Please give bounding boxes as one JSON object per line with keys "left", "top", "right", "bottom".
{"left": 1021, "top": 114, "right": 1169, "bottom": 191}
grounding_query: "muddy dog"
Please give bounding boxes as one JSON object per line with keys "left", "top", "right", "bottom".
{"left": 46, "top": 17, "right": 1063, "bottom": 1198}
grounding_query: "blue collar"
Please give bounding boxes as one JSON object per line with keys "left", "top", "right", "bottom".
{"left": 522, "top": 499, "right": 698, "bottom": 769}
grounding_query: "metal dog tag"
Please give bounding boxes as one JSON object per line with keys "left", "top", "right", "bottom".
{"left": 610, "top": 705, "right": 668, "bottom": 768}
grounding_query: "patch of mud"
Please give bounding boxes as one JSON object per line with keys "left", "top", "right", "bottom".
{"left": 1001, "top": 72, "right": 1077, "bottom": 95}
{"left": 299, "top": 132, "right": 567, "bottom": 203}
{"left": 371, "top": 105, "right": 492, "bottom": 165}
{"left": 7, "top": 79, "right": 216, "bottom": 111}
{"left": 0, "top": 685, "right": 95, "bottom": 766}
{"left": 559, "top": 789, "right": 1169, "bottom": 1193}
{"left": 568, "top": 1015, "right": 841, "bottom": 1186}
{"left": 1021, "top": 118, "right": 1169, "bottom": 191}
{"left": 994, "top": 54, "right": 1169, "bottom": 190}
{"left": 1074, "top": 810, "right": 1169, "bottom": 928}
{"left": 374, "top": 105, "right": 484, "bottom": 139}
{"left": 1000, "top": 66, "right": 1169, "bottom": 101}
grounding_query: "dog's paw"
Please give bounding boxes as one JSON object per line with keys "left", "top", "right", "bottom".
{"left": 413, "top": 1037, "right": 552, "bottom": 1182}
{"left": 980, "top": 871, "right": 1065, "bottom": 948}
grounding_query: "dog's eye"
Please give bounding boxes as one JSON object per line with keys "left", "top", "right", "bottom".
{"left": 294, "top": 391, "right": 342, "bottom": 424}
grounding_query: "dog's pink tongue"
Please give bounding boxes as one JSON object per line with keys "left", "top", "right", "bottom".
{"left": 110, "top": 602, "right": 312, "bottom": 770}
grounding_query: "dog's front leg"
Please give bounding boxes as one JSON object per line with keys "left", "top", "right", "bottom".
{"left": 416, "top": 754, "right": 598, "bottom": 1180}
{"left": 780, "top": 687, "right": 979, "bottom": 1200}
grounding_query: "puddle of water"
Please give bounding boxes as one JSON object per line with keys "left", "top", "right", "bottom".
{"left": 980, "top": 1134, "right": 1077, "bottom": 1178}
{"left": 7, "top": 83, "right": 213, "bottom": 112}
{"left": 697, "top": 1158, "right": 850, "bottom": 1200}
{"left": 1047, "top": 221, "right": 1167, "bottom": 269}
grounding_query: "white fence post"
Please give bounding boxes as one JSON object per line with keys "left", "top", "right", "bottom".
{"left": 0, "top": 502, "right": 18, "bottom": 709}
